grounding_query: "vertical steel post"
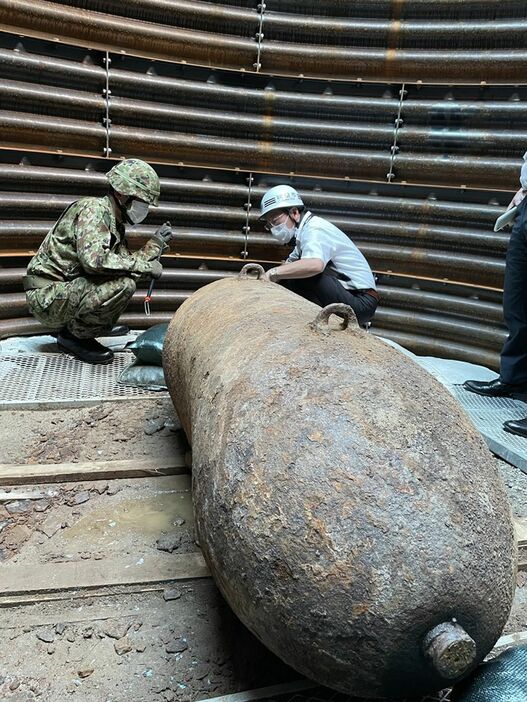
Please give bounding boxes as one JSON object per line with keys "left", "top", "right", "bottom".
{"left": 387, "top": 83, "right": 406, "bottom": 183}
{"left": 103, "top": 51, "right": 112, "bottom": 158}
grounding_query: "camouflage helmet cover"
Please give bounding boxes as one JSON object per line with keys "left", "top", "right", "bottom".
{"left": 106, "top": 159, "right": 160, "bottom": 206}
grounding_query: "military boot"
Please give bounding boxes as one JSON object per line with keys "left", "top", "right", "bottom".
{"left": 57, "top": 328, "right": 114, "bottom": 365}
{"left": 99, "top": 324, "right": 130, "bottom": 337}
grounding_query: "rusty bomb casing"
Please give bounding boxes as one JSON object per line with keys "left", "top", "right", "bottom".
{"left": 163, "top": 264, "right": 516, "bottom": 699}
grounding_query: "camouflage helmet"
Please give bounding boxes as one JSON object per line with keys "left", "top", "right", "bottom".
{"left": 106, "top": 159, "right": 160, "bottom": 206}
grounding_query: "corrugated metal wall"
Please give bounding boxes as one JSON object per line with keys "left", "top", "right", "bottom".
{"left": 1, "top": 1, "right": 525, "bottom": 367}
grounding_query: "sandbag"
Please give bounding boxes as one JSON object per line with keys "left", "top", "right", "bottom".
{"left": 118, "top": 359, "right": 166, "bottom": 391}
{"left": 452, "top": 645, "right": 527, "bottom": 702}
{"left": 125, "top": 323, "right": 168, "bottom": 365}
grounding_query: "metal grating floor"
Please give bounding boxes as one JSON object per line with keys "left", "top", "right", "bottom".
{"left": 0, "top": 352, "right": 166, "bottom": 409}
{"left": 450, "top": 386, "right": 527, "bottom": 474}
{"left": 381, "top": 339, "right": 527, "bottom": 476}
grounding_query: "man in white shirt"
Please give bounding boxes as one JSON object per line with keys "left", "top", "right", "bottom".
{"left": 260, "top": 185, "right": 379, "bottom": 326}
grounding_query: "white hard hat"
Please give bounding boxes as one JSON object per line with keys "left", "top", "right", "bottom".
{"left": 260, "top": 185, "right": 304, "bottom": 218}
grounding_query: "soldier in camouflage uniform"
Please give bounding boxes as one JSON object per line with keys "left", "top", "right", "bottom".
{"left": 24, "top": 159, "right": 173, "bottom": 364}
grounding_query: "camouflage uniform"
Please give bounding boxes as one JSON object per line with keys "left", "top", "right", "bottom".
{"left": 25, "top": 160, "right": 162, "bottom": 339}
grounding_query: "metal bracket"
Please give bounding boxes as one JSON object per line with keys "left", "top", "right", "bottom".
{"left": 241, "top": 172, "right": 254, "bottom": 259}
{"left": 103, "top": 51, "right": 112, "bottom": 157}
{"left": 386, "top": 83, "right": 406, "bottom": 182}
{"left": 253, "top": 3, "right": 266, "bottom": 72}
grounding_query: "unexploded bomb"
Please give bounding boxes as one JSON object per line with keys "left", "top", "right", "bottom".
{"left": 163, "top": 264, "right": 516, "bottom": 699}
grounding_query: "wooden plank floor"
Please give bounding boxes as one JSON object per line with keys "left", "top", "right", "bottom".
{"left": 0, "top": 455, "right": 188, "bottom": 485}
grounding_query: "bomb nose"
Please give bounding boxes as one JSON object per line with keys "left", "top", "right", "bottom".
{"left": 423, "top": 620, "right": 477, "bottom": 679}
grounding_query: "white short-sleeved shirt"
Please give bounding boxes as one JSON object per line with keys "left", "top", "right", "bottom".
{"left": 286, "top": 211, "right": 376, "bottom": 290}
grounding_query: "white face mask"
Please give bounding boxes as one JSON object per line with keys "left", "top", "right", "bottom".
{"left": 270, "top": 222, "right": 295, "bottom": 244}
{"left": 126, "top": 199, "right": 149, "bottom": 225}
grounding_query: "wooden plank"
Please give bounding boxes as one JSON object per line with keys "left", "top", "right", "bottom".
{"left": 374, "top": 269, "right": 502, "bottom": 292}
{"left": 0, "top": 456, "right": 189, "bottom": 485}
{"left": 0, "top": 551, "right": 210, "bottom": 597}
{"left": 0, "top": 584, "right": 168, "bottom": 608}
{"left": 0, "top": 608, "right": 141, "bottom": 630}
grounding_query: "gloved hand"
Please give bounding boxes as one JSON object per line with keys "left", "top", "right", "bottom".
{"left": 508, "top": 188, "right": 527, "bottom": 210}
{"left": 151, "top": 221, "right": 173, "bottom": 251}
{"left": 149, "top": 260, "right": 163, "bottom": 279}
{"left": 262, "top": 267, "right": 280, "bottom": 283}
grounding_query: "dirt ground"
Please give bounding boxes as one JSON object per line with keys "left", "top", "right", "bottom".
{"left": 0, "top": 397, "right": 525, "bottom": 702}
{"left": 0, "top": 582, "right": 297, "bottom": 702}
{"left": 0, "top": 398, "right": 184, "bottom": 466}
{"left": 0, "top": 397, "right": 300, "bottom": 701}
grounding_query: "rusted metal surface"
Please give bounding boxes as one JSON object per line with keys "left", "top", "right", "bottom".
{"left": 0, "top": 268, "right": 505, "bottom": 355}
{"left": 24, "top": 0, "right": 527, "bottom": 49}
{"left": 0, "top": 310, "right": 503, "bottom": 373}
{"left": 0, "top": 9, "right": 522, "bottom": 368}
{"left": 260, "top": 44, "right": 527, "bottom": 83}
{"left": 0, "top": 0, "right": 257, "bottom": 70}
{"left": 377, "top": 283, "right": 503, "bottom": 324}
{"left": 0, "top": 154, "right": 511, "bottom": 361}
{"left": 3, "top": 78, "right": 527, "bottom": 159}
{"left": 0, "top": 110, "right": 521, "bottom": 188}
{"left": 3, "top": 46, "right": 527, "bottom": 125}
{"left": 0, "top": 271, "right": 506, "bottom": 370}
{"left": 1, "top": 36, "right": 525, "bottom": 187}
{"left": 0, "top": 162, "right": 510, "bottom": 227}
{"left": 0, "top": 0, "right": 526, "bottom": 82}
{"left": 373, "top": 307, "right": 506, "bottom": 349}
{"left": 163, "top": 269, "right": 516, "bottom": 698}
{"left": 0, "top": 311, "right": 171, "bottom": 337}
{"left": 1, "top": 256, "right": 506, "bottom": 365}
{"left": 361, "top": 243, "right": 505, "bottom": 288}
{"left": 374, "top": 328, "right": 501, "bottom": 370}
{"left": 250, "top": 0, "right": 527, "bottom": 21}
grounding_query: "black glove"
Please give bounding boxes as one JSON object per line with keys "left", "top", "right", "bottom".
{"left": 151, "top": 221, "right": 172, "bottom": 251}
{"left": 150, "top": 260, "right": 163, "bottom": 279}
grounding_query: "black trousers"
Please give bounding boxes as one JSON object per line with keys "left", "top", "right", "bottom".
{"left": 500, "top": 197, "right": 527, "bottom": 383}
{"left": 281, "top": 272, "right": 378, "bottom": 327}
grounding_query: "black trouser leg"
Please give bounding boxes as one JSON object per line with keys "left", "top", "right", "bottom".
{"left": 282, "top": 272, "right": 378, "bottom": 326}
{"left": 500, "top": 199, "right": 527, "bottom": 383}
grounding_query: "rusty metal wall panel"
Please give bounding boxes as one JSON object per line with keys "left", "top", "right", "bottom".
{"left": 208, "top": 0, "right": 527, "bottom": 22}
{"left": 0, "top": 154, "right": 512, "bottom": 285}
{"left": 0, "top": 152, "right": 508, "bottom": 368}
{"left": 0, "top": 17, "right": 522, "bottom": 368}
{"left": 0, "top": 0, "right": 526, "bottom": 81}
{"left": 0, "top": 35, "right": 525, "bottom": 188}
{"left": 27, "top": 0, "right": 527, "bottom": 49}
